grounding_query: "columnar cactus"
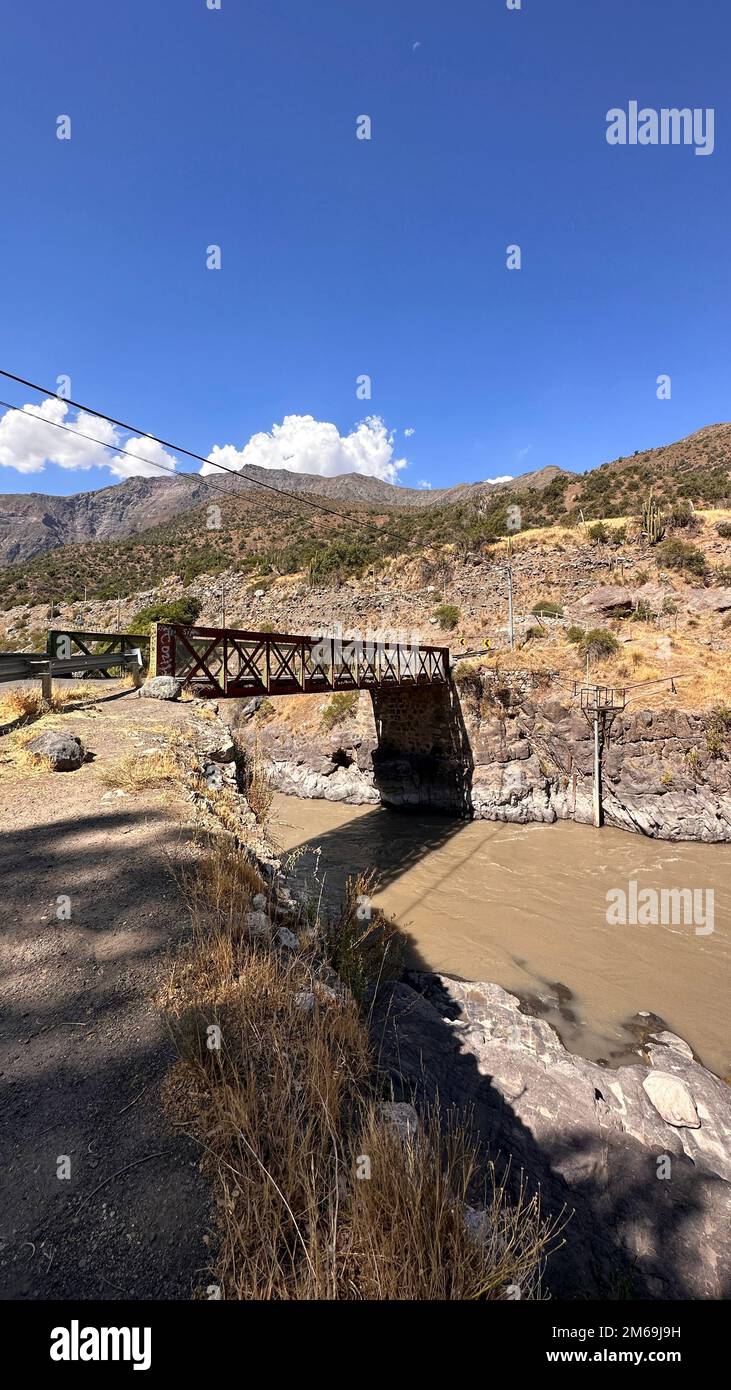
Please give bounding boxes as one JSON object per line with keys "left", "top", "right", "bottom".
{"left": 641, "top": 491, "right": 665, "bottom": 544}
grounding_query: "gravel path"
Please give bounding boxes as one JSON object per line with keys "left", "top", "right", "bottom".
{"left": 0, "top": 688, "right": 211, "bottom": 1299}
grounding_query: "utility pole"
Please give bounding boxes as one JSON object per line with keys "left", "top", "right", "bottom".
{"left": 592, "top": 711, "right": 603, "bottom": 828}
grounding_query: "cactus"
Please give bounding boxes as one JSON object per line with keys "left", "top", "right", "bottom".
{"left": 641, "top": 490, "right": 665, "bottom": 545}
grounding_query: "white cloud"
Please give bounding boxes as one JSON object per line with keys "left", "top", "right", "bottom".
{"left": 202, "top": 414, "right": 406, "bottom": 484}
{"left": 106, "top": 434, "right": 178, "bottom": 480}
{"left": 0, "top": 398, "right": 177, "bottom": 479}
{"left": 486, "top": 474, "right": 513, "bottom": 485}
{"left": 417, "top": 479, "right": 432, "bottom": 489}
{"left": 404, "top": 426, "right": 416, "bottom": 437}
{"left": 0, "top": 402, "right": 406, "bottom": 487}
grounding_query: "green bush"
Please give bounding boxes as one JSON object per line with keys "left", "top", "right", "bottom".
{"left": 321, "top": 691, "right": 359, "bottom": 730}
{"left": 631, "top": 600, "right": 655, "bottom": 622}
{"left": 655, "top": 540, "right": 708, "bottom": 579}
{"left": 667, "top": 502, "right": 698, "bottom": 531}
{"left": 566, "top": 625, "right": 585, "bottom": 644}
{"left": 715, "top": 521, "right": 731, "bottom": 539}
{"left": 586, "top": 522, "right": 609, "bottom": 543}
{"left": 580, "top": 628, "right": 619, "bottom": 660}
{"left": 532, "top": 600, "right": 564, "bottom": 618}
{"left": 130, "top": 597, "right": 202, "bottom": 634}
{"left": 433, "top": 603, "right": 460, "bottom": 631}
{"left": 320, "top": 872, "right": 406, "bottom": 1004}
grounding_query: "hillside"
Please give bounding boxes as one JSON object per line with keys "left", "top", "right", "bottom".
{"left": 0, "top": 423, "right": 729, "bottom": 611}
{"left": 0, "top": 461, "right": 563, "bottom": 568}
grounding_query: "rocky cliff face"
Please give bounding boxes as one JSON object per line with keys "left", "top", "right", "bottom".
{"left": 0, "top": 476, "right": 208, "bottom": 564}
{"left": 464, "top": 671, "right": 731, "bottom": 842}
{"left": 231, "top": 673, "right": 731, "bottom": 842}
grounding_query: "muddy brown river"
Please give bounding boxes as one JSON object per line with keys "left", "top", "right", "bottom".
{"left": 271, "top": 793, "right": 731, "bottom": 1077}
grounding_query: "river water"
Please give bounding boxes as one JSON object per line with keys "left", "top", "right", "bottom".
{"left": 270, "top": 793, "right": 731, "bottom": 1078}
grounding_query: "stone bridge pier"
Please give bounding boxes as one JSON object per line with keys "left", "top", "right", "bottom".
{"left": 370, "top": 679, "right": 474, "bottom": 816}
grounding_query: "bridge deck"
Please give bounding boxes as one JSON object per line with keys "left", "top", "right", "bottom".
{"left": 152, "top": 622, "right": 450, "bottom": 698}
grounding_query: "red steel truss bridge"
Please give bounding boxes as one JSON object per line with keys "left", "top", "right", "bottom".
{"left": 151, "top": 622, "right": 450, "bottom": 698}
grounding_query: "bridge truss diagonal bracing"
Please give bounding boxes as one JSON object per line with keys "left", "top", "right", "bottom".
{"left": 151, "top": 623, "right": 450, "bottom": 699}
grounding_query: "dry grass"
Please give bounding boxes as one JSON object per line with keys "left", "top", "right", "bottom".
{"left": 99, "top": 748, "right": 179, "bottom": 791}
{"left": 233, "top": 737, "right": 273, "bottom": 823}
{"left": 0, "top": 680, "right": 108, "bottom": 727}
{"left": 0, "top": 721, "right": 61, "bottom": 774}
{"left": 475, "top": 616, "right": 730, "bottom": 711}
{"left": 0, "top": 686, "right": 48, "bottom": 724}
{"left": 320, "top": 870, "right": 406, "bottom": 1004}
{"left": 160, "top": 838, "right": 560, "bottom": 1300}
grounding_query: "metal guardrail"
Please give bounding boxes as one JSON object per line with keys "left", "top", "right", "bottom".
{"left": 0, "top": 630, "right": 149, "bottom": 687}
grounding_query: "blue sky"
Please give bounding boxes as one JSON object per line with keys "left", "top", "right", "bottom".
{"left": 0, "top": 0, "right": 728, "bottom": 497}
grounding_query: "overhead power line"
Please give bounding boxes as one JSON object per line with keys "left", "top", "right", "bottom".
{"left": 0, "top": 368, "right": 374, "bottom": 524}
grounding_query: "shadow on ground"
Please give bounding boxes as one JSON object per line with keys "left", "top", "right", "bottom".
{"left": 0, "top": 807, "right": 210, "bottom": 1300}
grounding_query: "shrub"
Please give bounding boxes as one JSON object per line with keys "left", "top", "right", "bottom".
{"left": 712, "top": 566, "right": 731, "bottom": 588}
{"left": 321, "top": 691, "right": 359, "bottom": 730}
{"left": 452, "top": 662, "right": 483, "bottom": 701}
{"left": 667, "top": 502, "right": 698, "bottom": 531}
{"left": 532, "top": 600, "right": 564, "bottom": 618}
{"left": 586, "top": 522, "right": 609, "bottom": 543}
{"left": 566, "top": 625, "right": 585, "bottom": 644}
{"left": 655, "top": 540, "right": 708, "bottom": 579}
{"left": 235, "top": 742, "right": 274, "bottom": 821}
{"left": 715, "top": 521, "right": 731, "bottom": 539}
{"left": 130, "top": 597, "right": 202, "bottom": 634}
{"left": 433, "top": 603, "right": 460, "bottom": 631}
{"left": 320, "top": 871, "right": 406, "bottom": 1004}
{"left": 580, "top": 628, "right": 619, "bottom": 660}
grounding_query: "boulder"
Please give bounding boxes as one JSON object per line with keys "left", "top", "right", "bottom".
{"left": 243, "top": 910, "right": 272, "bottom": 940}
{"left": 642, "top": 1072, "right": 700, "bottom": 1128}
{"left": 275, "top": 927, "right": 299, "bottom": 952}
{"left": 26, "top": 731, "right": 85, "bottom": 771}
{"left": 576, "top": 584, "right": 633, "bottom": 617}
{"left": 379, "top": 1101, "right": 419, "bottom": 1143}
{"left": 687, "top": 587, "right": 731, "bottom": 614}
{"left": 139, "top": 676, "right": 183, "bottom": 701}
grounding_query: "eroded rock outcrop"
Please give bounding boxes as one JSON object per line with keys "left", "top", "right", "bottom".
{"left": 369, "top": 973, "right": 731, "bottom": 1299}
{"left": 236, "top": 673, "right": 731, "bottom": 840}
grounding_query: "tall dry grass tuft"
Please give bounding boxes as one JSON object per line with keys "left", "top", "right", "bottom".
{"left": 0, "top": 686, "right": 48, "bottom": 724}
{"left": 320, "top": 870, "right": 405, "bottom": 1004}
{"left": 0, "top": 680, "right": 105, "bottom": 727}
{"left": 99, "top": 749, "right": 179, "bottom": 791}
{"left": 345, "top": 1107, "right": 555, "bottom": 1300}
{"left": 161, "top": 838, "right": 560, "bottom": 1299}
{"left": 233, "top": 736, "right": 273, "bottom": 823}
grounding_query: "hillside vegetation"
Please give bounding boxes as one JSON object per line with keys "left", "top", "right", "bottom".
{"left": 1, "top": 422, "right": 730, "bottom": 610}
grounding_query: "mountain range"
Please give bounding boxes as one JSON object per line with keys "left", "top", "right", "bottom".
{"left": 0, "top": 423, "right": 729, "bottom": 608}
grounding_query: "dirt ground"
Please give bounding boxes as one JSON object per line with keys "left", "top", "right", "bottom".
{"left": 0, "top": 684, "right": 212, "bottom": 1299}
